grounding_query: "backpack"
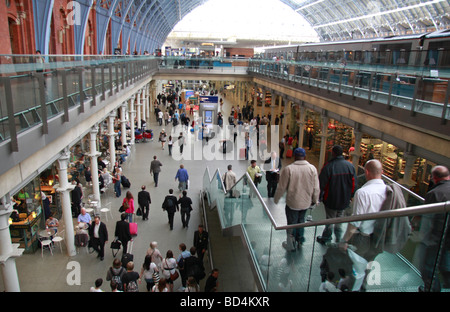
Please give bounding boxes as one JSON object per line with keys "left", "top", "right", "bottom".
{"left": 110, "top": 267, "right": 124, "bottom": 291}
{"left": 126, "top": 279, "right": 139, "bottom": 292}
{"left": 165, "top": 197, "right": 175, "bottom": 209}
{"left": 124, "top": 272, "right": 139, "bottom": 292}
{"left": 178, "top": 255, "right": 185, "bottom": 270}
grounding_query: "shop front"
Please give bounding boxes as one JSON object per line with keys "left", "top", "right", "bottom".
{"left": 288, "top": 107, "right": 436, "bottom": 198}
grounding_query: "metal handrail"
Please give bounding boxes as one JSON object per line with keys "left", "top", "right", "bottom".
{"left": 205, "top": 167, "right": 449, "bottom": 232}
{"left": 199, "top": 190, "right": 214, "bottom": 271}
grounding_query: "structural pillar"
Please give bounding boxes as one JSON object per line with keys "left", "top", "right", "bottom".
{"left": 120, "top": 104, "right": 127, "bottom": 147}
{"left": 56, "top": 149, "right": 77, "bottom": 257}
{"left": 129, "top": 97, "right": 136, "bottom": 144}
{"left": 297, "top": 104, "right": 306, "bottom": 148}
{"left": 136, "top": 91, "right": 142, "bottom": 131}
{"left": 253, "top": 84, "right": 258, "bottom": 112}
{"left": 108, "top": 112, "right": 117, "bottom": 171}
{"left": 143, "top": 86, "right": 148, "bottom": 120}
{"left": 398, "top": 151, "right": 418, "bottom": 188}
{"left": 88, "top": 125, "right": 102, "bottom": 208}
{"left": 150, "top": 82, "right": 157, "bottom": 114}
{"left": 351, "top": 127, "right": 363, "bottom": 171}
{"left": 318, "top": 114, "right": 330, "bottom": 170}
{"left": 260, "top": 89, "right": 266, "bottom": 117}
{"left": 0, "top": 195, "right": 24, "bottom": 292}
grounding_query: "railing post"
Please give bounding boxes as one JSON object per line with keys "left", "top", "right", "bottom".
{"left": 411, "top": 76, "right": 421, "bottom": 116}
{"left": 108, "top": 64, "right": 113, "bottom": 96}
{"left": 387, "top": 73, "right": 395, "bottom": 109}
{"left": 327, "top": 68, "right": 331, "bottom": 93}
{"left": 441, "top": 81, "right": 450, "bottom": 124}
{"left": 368, "top": 72, "right": 374, "bottom": 104}
{"left": 352, "top": 70, "right": 358, "bottom": 100}
{"left": 121, "top": 63, "right": 125, "bottom": 90}
{"left": 115, "top": 63, "right": 120, "bottom": 93}
{"left": 78, "top": 67, "right": 85, "bottom": 113}
{"left": 101, "top": 65, "right": 106, "bottom": 101}
{"left": 90, "top": 65, "right": 97, "bottom": 106}
{"left": 3, "top": 77, "right": 18, "bottom": 152}
{"left": 60, "top": 70, "right": 69, "bottom": 122}
{"left": 36, "top": 73, "right": 48, "bottom": 134}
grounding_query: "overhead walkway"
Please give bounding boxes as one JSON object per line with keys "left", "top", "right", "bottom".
{"left": 202, "top": 166, "right": 450, "bottom": 292}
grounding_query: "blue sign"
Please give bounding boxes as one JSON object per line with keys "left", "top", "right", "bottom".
{"left": 199, "top": 96, "right": 219, "bottom": 104}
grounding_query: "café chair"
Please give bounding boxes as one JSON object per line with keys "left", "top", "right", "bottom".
{"left": 39, "top": 235, "right": 53, "bottom": 258}
{"left": 52, "top": 229, "right": 65, "bottom": 253}
{"left": 100, "top": 202, "right": 113, "bottom": 221}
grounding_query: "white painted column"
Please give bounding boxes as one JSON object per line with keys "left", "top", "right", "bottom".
{"left": 129, "top": 97, "right": 136, "bottom": 144}
{"left": 253, "top": 85, "right": 258, "bottom": 112}
{"left": 297, "top": 104, "right": 306, "bottom": 148}
{"left": 108, "top": 112, "right": 117, "bottom": 171}
{"left": 136, "top": 91, "right": 142, "bottom": 130}
{"left": 351, "top": 127, "right": 363, "bottom": 171}
{"left": 56, "top": 149, "right": 77, "bottom": 257}
{"left": 88, "top": 126, "right": 102, "bottom": 208}
{"left": 399, "top": 152, "right": 418, "bottom": 188}
{"left": 318, "top": 114, "right": 330, "bottom": 170}
{"left": 0, "top": 195, "right": 23, "bottom": 292}
{"left": 142, "top": 86, "right": 148, "bottom": 121}
{"left": 120, "top": 104, "right": 127, "bottom": 147}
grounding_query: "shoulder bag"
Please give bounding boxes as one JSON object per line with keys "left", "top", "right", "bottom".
{"left": 165, "top": 259, "right": 179, "bottom": 281}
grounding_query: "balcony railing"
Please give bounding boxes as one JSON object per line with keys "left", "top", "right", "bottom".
{"left": 0, "top": 55, "right": 160, "bottom": 149}
{"left": 248, "top": 59, "right": 450, "bottom": 122}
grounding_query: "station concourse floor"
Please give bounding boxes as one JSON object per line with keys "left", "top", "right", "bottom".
{"left": 1, "top": 92, "right": 323, "bottom": 293}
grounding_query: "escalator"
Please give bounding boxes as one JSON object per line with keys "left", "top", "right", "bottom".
{"left": 202, "top": 166, "right": 450, "bottom": 292}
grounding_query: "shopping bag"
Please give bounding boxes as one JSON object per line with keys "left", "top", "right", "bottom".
{"left": 110, "top": 239, "right": 121, "bottom": 257}
{"left": 347, "top": 248, "right": 368, "bottom": 291}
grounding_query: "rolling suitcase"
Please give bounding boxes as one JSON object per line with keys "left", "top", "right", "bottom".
{"left": 121, "top": 240, "right": 134, "bottom": 268}
{"left": 121, "top": 175, "right": 131, "bottom": 188}
{"left": 239, "top": 148, "right": 246, "bottom": 160}
{"left": 286, "top": 149, "right": 293, "bottom": 158}
{"left": 129, "top": 222, "right": 138, "bottom": 236}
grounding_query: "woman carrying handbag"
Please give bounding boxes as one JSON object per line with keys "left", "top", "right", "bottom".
{"left": 162, "top": 250, "right": 178, "bottom": 292}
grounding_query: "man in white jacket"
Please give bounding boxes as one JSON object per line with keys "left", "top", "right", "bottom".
{"left": 274, "top": 148, "right": 320, "bottom": 251}
{"left": 222, "top": 165, "right": 237, "bottom": 196}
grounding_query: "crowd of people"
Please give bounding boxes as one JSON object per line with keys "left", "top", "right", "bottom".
{"left": 87, "top": 224, "right": 218, "bottom": 292}
{"left": 77, "top": 82, "right": 450, "bottom": 293}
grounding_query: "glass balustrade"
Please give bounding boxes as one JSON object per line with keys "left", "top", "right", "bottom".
{"left": 1, "top": 54, "right": 447, "bottom": 144}
{"left": 0, "top": 55, "right": 160, "bottom": 142}
{"left": 249, "top": 59, "right": 450, "bottom": 121}
{"left": 203, "top": 166, "right": 449, "bottom": 292}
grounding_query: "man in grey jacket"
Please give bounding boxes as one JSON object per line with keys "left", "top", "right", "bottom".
{"left": 150, "top": 155, "right": 163, "bottom": 187}
{"left": 274, "top": 148, "right": 320, "bottom": 251}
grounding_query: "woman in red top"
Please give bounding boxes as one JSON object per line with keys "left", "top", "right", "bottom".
{"left": 123, "top": 191, "right": 135, "bottom": 223}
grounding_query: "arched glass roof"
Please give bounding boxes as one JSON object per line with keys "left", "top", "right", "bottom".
{"left": 106, "top": 0, "right": 449, "bottom": 50}
{"left": 280, "top": 0, "right": 450, "bottom": 41}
